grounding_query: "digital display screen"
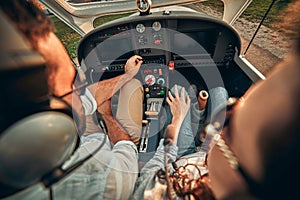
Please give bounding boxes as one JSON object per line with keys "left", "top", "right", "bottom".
{"left": 172, "top": 31, "right": 217, "bottom": 55}
{"left": 95, "top": 38, "right": 133, "bottom": 61}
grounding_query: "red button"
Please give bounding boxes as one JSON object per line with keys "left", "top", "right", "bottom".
{"left": 154, "top": 39, "right": 161, "bottom": 44}
{"left": 168, "top": 61, "right": 174, "bottom": 70}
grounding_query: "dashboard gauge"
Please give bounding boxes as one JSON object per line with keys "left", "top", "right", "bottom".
{"left": 145, "top": 74, "right": 156, "bottom": 86}
{"left": 152, "top": 21, "right": 161, "bottom": 31}
{"left": 153, "top": 34, "right": 163, "bottom": 44}
{"left": 138, "top": 35, "right": 148, "bottom": 45}
{"left": 157, "top": 77, "right": 165, "bottom": 86}
{"left": 136, "top": 23, "right": 146, "bottom": 33}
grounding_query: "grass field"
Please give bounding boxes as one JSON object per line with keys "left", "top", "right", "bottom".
{"left": 51, "top": 0, "right": 291, "bottom": 58}
{"left": 202, "top": 0, "right": 291, "bottom": 25}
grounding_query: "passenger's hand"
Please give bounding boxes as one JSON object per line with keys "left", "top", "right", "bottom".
{"left": 166, "top": 85, "right": 190, "bottom": 133}
{"left": 124, "top": 55, "right": 143, "bottom": 72}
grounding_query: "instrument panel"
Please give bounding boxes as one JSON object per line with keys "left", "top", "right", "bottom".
{"left": 140, "top": 56, "right": 167, "bottom": 98}
{"left": 78, "top": 11, "right": 242, "bottom": 81}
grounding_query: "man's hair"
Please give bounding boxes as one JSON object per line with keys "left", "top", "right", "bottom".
{"left": 0, "top": 0, "right": 54, "bottom": 48}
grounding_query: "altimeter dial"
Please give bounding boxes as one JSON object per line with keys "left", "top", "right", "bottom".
{"left": 136, "top": 23, "right": 146, "bottom": 33}
{"left": 152, "top": 21, "right": 161, "bottom": 31}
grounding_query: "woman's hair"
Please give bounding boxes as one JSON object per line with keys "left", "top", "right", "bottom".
{"left": 259, "top": 2, "right": 300, "bottom": 199}
{"left": 171, "top": 174, "right": 215, "bottom": 200}
{"left": 157, "top": 163, "right": 216, "bottom": 200}
{"left": 277, "top": 0, "right": 300, "bottom": 53}
{"left": 0, "top": 0, "right": 54, "bottom": 48}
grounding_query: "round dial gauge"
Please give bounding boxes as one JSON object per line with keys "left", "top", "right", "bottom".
{"left": 136, "top": 23, "right": 146, "bottom": 33}
{"left": 152, "top": 21, "right": 161, "bottom": 31}
{"left": 145, "top": 74, "right": 156, "bottom": 86}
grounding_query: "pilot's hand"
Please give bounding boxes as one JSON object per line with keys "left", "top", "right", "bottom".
{"left": 124, "top": 55, "right": 143, "bottom": 72}
{"left": 166, "top": 85, "right": 190, "bottom": 139}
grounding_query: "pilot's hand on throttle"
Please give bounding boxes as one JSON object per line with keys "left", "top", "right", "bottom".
{"left": 166, "top": 85, "right": 190, "bottom": 134}
{"left": 124, "top": 55, "right": 143, "bottom": 72}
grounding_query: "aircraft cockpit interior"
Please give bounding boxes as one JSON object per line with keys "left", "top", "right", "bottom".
{"left": 77, "top": 6, "right": 258, "bottom": 161}
{"left": 0, "top": 0, "right": 269, "bottom": 198}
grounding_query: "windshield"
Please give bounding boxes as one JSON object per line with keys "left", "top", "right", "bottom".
{"left": 40, "top": 0, "right": 252, "bottom": 35}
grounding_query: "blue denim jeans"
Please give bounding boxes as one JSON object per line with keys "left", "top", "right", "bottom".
{"left": 164, "top": 86, "right": 228, "bottom": 157}
{"left": 161, "top": 85, "right": 195, "bottom": 157}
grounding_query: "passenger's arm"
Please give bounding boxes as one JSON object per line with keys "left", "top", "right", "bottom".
{"left": 165, "top": 85, "right": 191, "bottom": 144}
{"left": 140, "top": 130, "right": 178, "bottom": 174}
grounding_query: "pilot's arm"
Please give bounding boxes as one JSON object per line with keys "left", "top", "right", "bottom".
{"left": 51, "top": 99, "right": 139, "bottom": 200}
{"left": 98, "top": 100, "right": 131, "bottom": 143}
{"left": 82, "top": 55, "right": 143, "bottom": 140}
{"left": 86, "top": 55, "right": 143, "bottom": 107}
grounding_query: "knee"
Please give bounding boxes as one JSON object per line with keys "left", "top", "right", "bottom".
{"left": 122, "top": 79, "right": 143, "bottom": 93}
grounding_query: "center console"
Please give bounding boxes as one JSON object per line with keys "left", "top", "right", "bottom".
{"left": 139, "top": 56, "right": 168, "bottom": 153}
